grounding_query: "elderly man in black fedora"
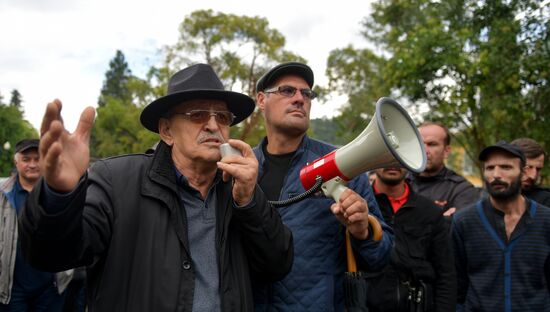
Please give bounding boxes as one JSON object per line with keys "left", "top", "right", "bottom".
{"left": 17, "top": 64, "right": 294, "bottom": 312}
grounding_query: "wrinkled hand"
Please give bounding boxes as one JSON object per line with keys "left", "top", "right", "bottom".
{"left": 216, "top": 139, "right": 258, "bottom": 206}
{"left": 40, "top": 99, "right": 95, "bottom": 192}
{"left": 330, "top": 189, "right": 370, "bottom": 240}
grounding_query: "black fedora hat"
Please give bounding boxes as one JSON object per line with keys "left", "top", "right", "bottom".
{"left": 140, "top": 64, "right": 255, "bottom": 133}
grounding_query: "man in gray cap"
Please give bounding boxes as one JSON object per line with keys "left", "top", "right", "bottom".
{"left": 18, "top": 64, "right": 293, "bottom": 312}
{"left": 1, "top": 139, "right": 68, "bottom": 310}
{"left": 452, "top": 141, "right": 550, "bottom": 311}
{"left": 252, "top": 62, "right": 392, "bottom": 311}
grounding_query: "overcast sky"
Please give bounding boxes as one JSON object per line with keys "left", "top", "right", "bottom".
{"left": 0, "top": 0, "right": 372, "bottom": 132}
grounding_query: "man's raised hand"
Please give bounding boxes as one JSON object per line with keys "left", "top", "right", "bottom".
{"left": 39, "top": 99, "right": 95, "bottom": 192}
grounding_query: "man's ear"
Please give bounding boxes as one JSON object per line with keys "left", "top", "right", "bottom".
{"left": 256, "top": 92, "right": 266, "bottom": 112}
{"left": 158, "top": 118, "right": 174, "bottom": 146}
{"left": 443, "top": 144, "right": 451, "bottom": 160}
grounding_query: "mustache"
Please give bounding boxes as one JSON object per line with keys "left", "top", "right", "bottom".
{"left": 197, "top": 132, "right": 225, "bottom": 144}
{"left": 489, "top": 180, "right": 509, "bottom": 188}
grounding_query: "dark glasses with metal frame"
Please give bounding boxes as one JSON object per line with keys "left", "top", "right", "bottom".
{"left": 264, "top": 85, "right": 318, "bottom": 100}
{"left": 171, "top": 110, "right": 235, "bottom": 126}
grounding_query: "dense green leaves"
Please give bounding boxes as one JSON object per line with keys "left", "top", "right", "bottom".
{"left": 327, "top": 0, "right": 550, "bottom": 178}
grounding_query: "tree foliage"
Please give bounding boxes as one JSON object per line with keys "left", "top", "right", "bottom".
{"left": 9, "top": 89, "right": 22, "bottom": 108}
{"left": 91, "top": 51, "right": 159, "bottom": 158}
{"left": 0, "top": 91, "right": 38, "bottom": 176}
{"left": 98, "top": 50, "right": 133, "bottom": 107}
{"left": 327, "top": 0, "right": 550, "bottom": 177}
{"left": 163, "top": 9, "right": 307, "bottom": 146}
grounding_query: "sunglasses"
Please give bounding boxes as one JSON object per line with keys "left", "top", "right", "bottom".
{"left": 172, "top": 110, "right": 235, "bottom": 126}
{"left": 264, "top": 85, "right": 318, "bottom": 100}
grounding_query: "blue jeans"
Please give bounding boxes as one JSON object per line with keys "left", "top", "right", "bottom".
{"left": 0, "top": 283, "right": 65, "bottom": 312}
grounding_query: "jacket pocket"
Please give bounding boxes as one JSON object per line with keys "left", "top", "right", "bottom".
{"left": 399, "top": 225, "right": 431, "bottom": 260}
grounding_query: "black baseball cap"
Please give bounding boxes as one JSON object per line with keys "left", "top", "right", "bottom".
{"left": 256, "top": 62, "right": 314, "bottom": 92}
{"left": 15, "top": 139, "right": 39, "bottom": 153}
{"left": 478, "top": 140, "right": 525, "bottom": 163}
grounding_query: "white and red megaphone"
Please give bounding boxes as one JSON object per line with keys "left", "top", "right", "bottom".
{"left": 299, "top": 97, "right": 426, "bottom": 240}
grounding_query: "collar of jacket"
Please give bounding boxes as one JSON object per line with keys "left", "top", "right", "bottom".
{"left": 141, "top": 140, "right": 191, "bottom": 253}
{"left": 375, "top": 182, "right": 420, "bottom": 210}
{"left": 411, "top": 166, "right": 450, "bottom": 182}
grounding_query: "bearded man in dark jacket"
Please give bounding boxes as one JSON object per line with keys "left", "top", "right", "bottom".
{"left": 18, "top": 64, "right": 294, "bottom": 312}
{"left": 368, "top": 167, "right": 456, "bottom": 311}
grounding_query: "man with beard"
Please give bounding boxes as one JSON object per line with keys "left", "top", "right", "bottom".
{"left": 511, "top": 137, "right": 550, "bottom": 207}
{"left": 367, "top": 167, "right": 455, "bottom": 311}
{"left": 452, "top": 141, "right": 550, "bottom": 311}
{"left": 408, "top": 122, "right": 479, "bottom": 216}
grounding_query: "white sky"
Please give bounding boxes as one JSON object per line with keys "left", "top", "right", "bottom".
{"left": 0, "top": 0, "right": 372, "bottom": 132}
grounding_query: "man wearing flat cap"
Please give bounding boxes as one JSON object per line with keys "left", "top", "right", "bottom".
{"left": 1, "top": 139, "right": 69, "bottom": 310}
{"left": 18, "top": 64, "right": 293, "bottom": 312}
{"left": 252, "top": 62, "right": 393, "bottom": 311}
{"left": 452, "top": 141, "right": 550, "bottom": 311}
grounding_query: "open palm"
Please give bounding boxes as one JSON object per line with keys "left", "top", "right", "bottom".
{"left": 39, "top": 99, "right": 96, "bottom": 192}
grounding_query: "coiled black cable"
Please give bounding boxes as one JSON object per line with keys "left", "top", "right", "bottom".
{"left": 267, "top": 175, "right": 324, "bottom": 207}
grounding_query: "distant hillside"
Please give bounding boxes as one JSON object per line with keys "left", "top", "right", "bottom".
{"left": 310, "top": 118, "right": 347, "bottom": 146}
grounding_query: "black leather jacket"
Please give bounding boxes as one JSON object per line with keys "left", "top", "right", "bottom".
{"left": 19, "top": 141, "right": 293, "bottom": 312}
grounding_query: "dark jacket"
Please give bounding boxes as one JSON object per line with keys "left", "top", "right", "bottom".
{"left": 253, "top": 136, "right": 393, "bottom": 311}
{"left": 408, "top": 167, "right": 479, "bottom": 212}
{"left": 18, "top": 141, "right": 293, "bottom": 312}
{"left": 368, "top": 185, "right": 456, "bottom": 312}
{"left": 523, "top": 186, "right": 550, "bottom": 207}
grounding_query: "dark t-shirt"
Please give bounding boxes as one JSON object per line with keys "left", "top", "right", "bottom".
{"left": 258, "top": 144, "right": 295, "bottom": 201}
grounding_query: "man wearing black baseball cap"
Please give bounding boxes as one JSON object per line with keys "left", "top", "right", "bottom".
{"left": 18, "top": 64, "right": 293, "bottom": 311}
{"left": 452, "top": 140, "right": 550, "bottom": 311}
{"left": 252, "top": 62, "right": 392, "bottom": 311}
{"left": 1, "top": 138, "right": 69, "bottom": 309}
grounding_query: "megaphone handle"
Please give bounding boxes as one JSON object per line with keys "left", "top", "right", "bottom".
{"left": 322, "top": 177, "right": 383, "bottom": 242}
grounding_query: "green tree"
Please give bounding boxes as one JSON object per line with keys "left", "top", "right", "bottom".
{"left": 0, "top": 94, "right": 39, "bottom": 176}
{"left": 163, "top": 9, "right": 307, "bottom": 146}
{"left": 98, "top": 50, "right": 133, "bottom": 107}
{"left": 9, "top": 89, "right": 22, "bottom": 107}
{"left": 326, "top": 46, "right": 392, "bottom": 143}
{"left": 327, "top": 0, "right": 550, "bottom": 178}
{"left": 92, "top": 51, "right": 159, "bottom": 158}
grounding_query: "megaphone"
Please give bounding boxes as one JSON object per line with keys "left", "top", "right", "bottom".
{"left": 298, "top": 97, "right": 426, "bottom": 240}
{"left": 300, "top": 97, "right": 426, "bottom": 194}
